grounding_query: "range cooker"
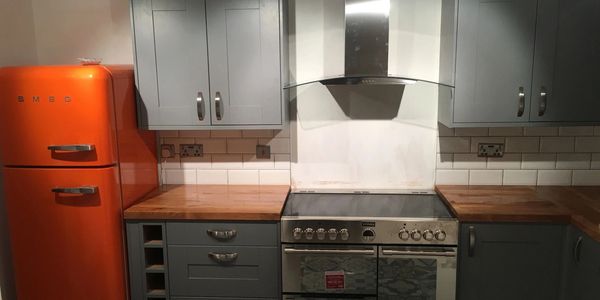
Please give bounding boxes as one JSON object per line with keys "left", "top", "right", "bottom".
{"left": 281, "top": 190, "right": 458, "bottom": 300}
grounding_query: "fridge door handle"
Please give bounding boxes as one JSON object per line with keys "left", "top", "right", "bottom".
{"left": 48, "top": 144, "right": 96, "bottom": 152}
{"left": 51, "top": 186, "right": 98, "bottom": 195}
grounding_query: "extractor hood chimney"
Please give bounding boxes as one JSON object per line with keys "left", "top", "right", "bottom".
{"left": 319, "top": 0, "right": 417, "bottom": 86}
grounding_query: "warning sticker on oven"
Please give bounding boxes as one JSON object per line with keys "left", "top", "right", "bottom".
{"left": 324, "top": 271, "right": 345, "bottom": 290}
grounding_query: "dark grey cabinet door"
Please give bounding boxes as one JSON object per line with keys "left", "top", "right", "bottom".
{"left": 454, "top": 0, "right": 538, "bottom": 123}
{"left": 530, "top": 0, "right": 600, "bottom": 122}
{"left": 562, "top": 226, "right": 600, "bottom": 300}
{"left": 132, "top": 0, "right": 211, "bottom": 128}
{"left": 458, "top": 223, "right": 565, "bottom": 300}
{"left": 206, "top": 0, "right": 282, "bottom": 125}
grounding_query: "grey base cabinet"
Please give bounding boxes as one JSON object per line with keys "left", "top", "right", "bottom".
{"left": 458, "top": 223, "right": 565, "bottom": 300}
{"left": 126, "top": 221, "right": 281, "bottom": 300}
{"left": 561, "top": 226, "right": 600, "bottom": 300}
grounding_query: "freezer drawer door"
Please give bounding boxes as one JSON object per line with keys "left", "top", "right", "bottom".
{"left": 3, "top": 167, "right": 127, "bottom": 300}
{"left": 0, "top": 66, "right": 118, "bottom": 167}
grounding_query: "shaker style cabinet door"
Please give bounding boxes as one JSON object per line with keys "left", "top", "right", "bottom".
{"left": 458, "top": 223, "right": 564, "bottom": 300}
{"left": 530, "top": 0, "right": 600, "bottom": 122}
{"left": 132, "top": 0, "right": 211, "bottom": 128}
{"left": 453, "top": 0, "right": 538, "bottom": 123}
{"left": 562, "top": 226, "right": 600, "bottom": 300}
{"left": 206, "top": 0, "right": 282, "bottom": 125}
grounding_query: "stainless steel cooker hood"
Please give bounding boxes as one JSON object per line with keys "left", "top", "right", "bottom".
{"left": 320, "top": 0, "right": 416, "bottom": 86}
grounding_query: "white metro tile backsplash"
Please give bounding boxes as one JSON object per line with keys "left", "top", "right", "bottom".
{"left": 436, "top": 125, "right": 600, "bottom": 186}
{"left": 158, "top": 129, "right": 291, "bottom": 185}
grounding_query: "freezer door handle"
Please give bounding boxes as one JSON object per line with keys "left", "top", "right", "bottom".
{"left": 48, "top": 144, "right": 96, "bottom": 152}
{"left": 51, "top": 186, "right": 98, "bottom": 195}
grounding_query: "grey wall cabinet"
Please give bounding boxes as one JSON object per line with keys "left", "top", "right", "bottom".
{"left": 439, "top": 0, "right": 600, "bottom": 127}
{"left": 126, "top": 221, "right": 280, "bottom": 300}
{"left": 561, "top": 226, "right": 600, "bottom": 300}
{"left": 458, "top": 223, "right": 565, "bottom": 300}
{"left": 131, "top": 0, "right": 284, "bottom": 130}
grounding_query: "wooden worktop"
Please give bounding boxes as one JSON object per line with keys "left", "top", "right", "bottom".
{"left": 436, "top": 185, "right": 600, "bottom": 242}
{"left": 124, "top": 185, "right": 290, "bottom": 221}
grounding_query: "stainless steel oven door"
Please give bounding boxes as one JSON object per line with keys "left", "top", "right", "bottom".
{"left": 378, "top": 246, "right": 457, "bottom": 300}
{"left": 282, "top": 245, "right": 378, "bottom": 296}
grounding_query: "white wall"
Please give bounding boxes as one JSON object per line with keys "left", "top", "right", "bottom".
{"left": 30, "top": 0, "right": 134, "bottom": 65}
{"left": 0, "top": 0, "right": 38, "bottom": 297}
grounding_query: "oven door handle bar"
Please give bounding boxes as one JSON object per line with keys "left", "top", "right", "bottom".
{"left": 381, "top": 249, "right": 457, "bottom": 257}
{"left": 283, "top": 248, "right": 376, "bottom": 255}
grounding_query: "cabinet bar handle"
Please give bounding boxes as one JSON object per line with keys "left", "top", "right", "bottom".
{"left": 215, "top": 92, "right": 223, "bottom": 120}
{"left": 517, "top": 87, "right": 525, "bottom": 117}
{"left": 208, "top": 252, "right": 238, "bottom": 263}
{"left": 206, "top": 229, "right": 237, "bottom": 241}
{"left": 574, "top": 236, "right": 583, "bottom": 263}
{"left": 468, "top": 226, "right": 476, "bottom": 257}
{"left": 381, "top": 249, "right": 457, "bottom": 257}
{"left": 196, "top": 92, "right": 205, "bottom": 121}
{"left": 51, "top": 186, "right": 98, "bottom": 195}
{"left": 48, "top": 144, "right": 95, "bottom": 152}
{"left": 538, "top": 86, "right": 548, "bottom": 116}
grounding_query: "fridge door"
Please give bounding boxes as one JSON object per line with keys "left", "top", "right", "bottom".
{"left": 3, "top": 166, "right": 127, "bottom": 300}
{"left": 0, "top": 66, "right": 118, "bottom": 167}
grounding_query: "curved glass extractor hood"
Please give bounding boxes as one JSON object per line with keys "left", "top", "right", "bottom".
{"left": 285, "top": 0, "right": 455, "bottom": 89}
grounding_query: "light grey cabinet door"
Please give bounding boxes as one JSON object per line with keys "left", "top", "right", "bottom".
{"left": 458, "top": 223, "right": 565, "bottom": 300}
{"left": 132, "top": 0, "right": 211, "bottom": 128}
{"left": 530, "top": 0, "right": 600, "bottom": 122}
{"left": 453, "top": 0, "right": 538, "bottom": 123}
{"left": 562, "top": 226, "right": 600, "bottom": 300}
{"left": 206, "top": 0, "right": 282, "bottom": 125}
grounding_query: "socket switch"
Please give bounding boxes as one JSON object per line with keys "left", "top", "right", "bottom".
{"left": 478, "top": 143, "right": 504, "bottom": 157}
{"left": 180, "top": 144, "right": 203, "bottom": 157}
{"left": 160, "top": 144, "right": 175, "bottom": 158}
{"left": 256, "top": 145, "right": 271, "bottom": 159}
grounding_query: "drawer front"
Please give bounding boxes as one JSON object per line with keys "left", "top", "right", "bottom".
{"left": 172, "top": 298, "right": 277, "bottom": 300}
{"left": 168, "top": 245, "right": 279, "bottom": 298}
{"left": 167, "top": 222, "right": 278, "bottom": 246}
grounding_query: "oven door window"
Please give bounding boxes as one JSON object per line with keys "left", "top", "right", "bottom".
{"left": 282, "top": 245, "right": 378, "bottom": 295}
{"left": 378, "top": 247, "right": 457, "bottom": 300}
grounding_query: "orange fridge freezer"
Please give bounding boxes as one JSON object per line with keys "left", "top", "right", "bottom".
{"left": 0, "top": 65, "right": 158, "bottom": 300}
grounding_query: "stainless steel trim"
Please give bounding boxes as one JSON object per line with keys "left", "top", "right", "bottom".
{"left": 574, "top": 236, "right": 583, "bottom": 263}
{"left": 51, "top": 186, "right": 98, "bottom": 195}
{"left": 538, "top": 86, "right": 547, "bottom": 116}
{"left": 208, "top": 252, "right": 238, "bottom": 263}
{"left": 283, "top": 248, "right": 376, "bottom": 255}
{"left": 196, "top": 92, "right": 205, "bottom": 121}
{"left": 290, "top": 188, "right": 437, "bottom": 195}
{"left": 517, "top": 87, "right": 525, "bottom": 117}
{"left": 206, "top": 229, "right": 237, "bottom": 241}
{"left": 344, "top": 0, "right": 390, "bottom": 77}
{"left": 468, "top": 226, "right": 476, "bottom": 257}
{"left": 47, "top": 144, "right": 95, "bottom": 152}
{"left": 215, "top": 92, "right": 223, "bottom": 120}
{"left": 281, "top": 216, "right": 457, "bottom": 222}
{"left": 381, "top": 248, "right": 457, "bottom": 257}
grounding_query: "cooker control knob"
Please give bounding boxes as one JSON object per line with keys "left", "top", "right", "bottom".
{"left": 316, "top": 228, "right": 326, "bottom": 240}
{"left": 292, "top": 228, "right": 303, "bottom": 240}
{"left": 328, "top": 228, "right": 338, "bottom": 240}
{"left": 423, "top": 230, "right": 434, "bottom": 241}
{"left": 398, "top": 229, "right": 410, "bottom": 241}
{"left": 411, "top": 230, "right": 422, "bottom": 241}
{"left": 435, "top": 230, "right": 447, "bottom": 241}
{"left": 339, "top": 228, "right": 349, "bottom": 240}
{"left": 362, "top": 229, "right": 376, "bottom": 242}
{"left": 304, "top": 228, "right": 314, "bottom": 240}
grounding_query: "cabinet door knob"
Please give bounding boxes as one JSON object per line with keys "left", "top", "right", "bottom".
{"left": 517, "top": 87, "right": 525, "bottom": 117}
{"left": 468, "top": 226, "right": 476, "bottom": 257}
{"left": 574, "top": 236, "right": 583, "bottom": 263}
{"left": 215, "top": 92, "right": 223, "bottom": 120}
{"left": 538, "top": 87, "right": 548, "bottom": 117}
{"left": 196, "top": 92, "right": 205, "bottom": 121}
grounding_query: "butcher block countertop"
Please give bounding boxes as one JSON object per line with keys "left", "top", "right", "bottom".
{"left": 124, "top": 185, "right": 290, "bottom": 221}
{"left": 436, "top": 185, "right": 600, "bottom": 242}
